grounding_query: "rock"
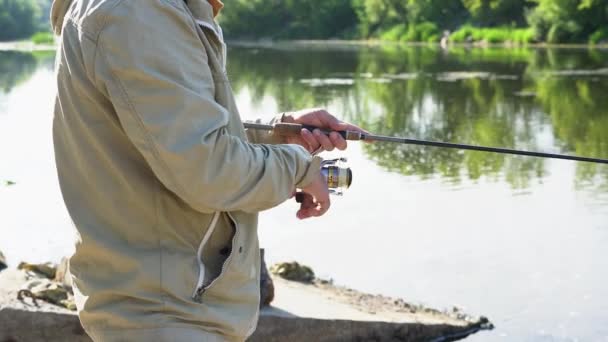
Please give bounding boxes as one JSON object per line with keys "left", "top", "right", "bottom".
{"left": 0, "top": 251, "right": 6, "bottom": 271}
{"left": 0, "top": 268, "right": 492, "bottom": 342}
{"left": 18, "top": 262, "right": 57, "bottom": 279}
{"left": 54, "top": 257, "right": 73, "bottom": 291}
{"left": 270, "top": 261, "right": 315, "bottom": 283}
{"left": 259, "top": 249, "right": 274, "bottom": 307}
{"left": 19, "top": 273, "right": 76, "bottom": 311}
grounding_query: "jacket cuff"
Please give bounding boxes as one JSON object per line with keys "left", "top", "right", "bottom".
{"left": 244, "top": 114, "right": 287, "bottom": 145}
{"left": 267, "top": 113, "right": 288, "bottom": 144}
{"left": 296, "top": 155, "right": 323, "bottom": 188}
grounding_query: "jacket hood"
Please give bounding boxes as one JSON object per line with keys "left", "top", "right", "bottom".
{"left": 51, "top": 0, "right": 73, "bottom": 35}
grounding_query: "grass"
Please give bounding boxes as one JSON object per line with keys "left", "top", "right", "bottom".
{"left": 448, "top": 25, "right": 535, "bottom": 45}
{"left": 589, "top": 28, "right": 608, "bottom": 45}
{"left": 379, "top": 23, "right": 534, "bottom": 45}
{"left": 31, "top": 32, "right": 54, "bottom": 45}
{"left": 380, "top": 22, "right": 441, "bottom": 43}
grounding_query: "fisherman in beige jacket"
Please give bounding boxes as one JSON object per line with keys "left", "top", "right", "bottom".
{"left": 51, "top": 0, "right": 364, "bottom": 341}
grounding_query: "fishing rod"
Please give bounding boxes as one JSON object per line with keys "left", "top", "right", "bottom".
{"left": 244, "top": 122, "right": 608, "bottom": 164}
{"left": 244, "top": 121, "right": 608, "bottom": 196}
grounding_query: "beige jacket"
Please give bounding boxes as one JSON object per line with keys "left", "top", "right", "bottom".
{"left": 51, "top": 0, "right": 321, "bottom": 340}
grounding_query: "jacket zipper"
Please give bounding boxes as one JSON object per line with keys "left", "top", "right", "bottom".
{"left": 192, "top": 212, "right": 240, "bottom": 302}
{"left": 192, "top": 212, "right": 220, "bottom": 302}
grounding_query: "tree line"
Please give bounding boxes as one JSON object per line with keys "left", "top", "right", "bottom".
{"left": 1, "top": 0, "right": 606, "bottom": 44}
{"left": 220, "top": 0, "right": 608, "bottom": 44}
{"left": 0, "top": 0, "right": 52, "bottom": 41}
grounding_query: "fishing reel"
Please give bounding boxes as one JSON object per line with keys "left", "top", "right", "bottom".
{"left": 321, "top": 158, "right": 352, "bottom": 196}
{"left": 296, "top": 158, "right": 352, "bottom": 203}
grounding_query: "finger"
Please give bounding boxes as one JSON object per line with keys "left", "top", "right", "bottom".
{"left": 298, "top": 204, "right": 321, "bottom": 219}
{"left": 300, "top": 129, "right": 319, "bottom": 153}
{"left": 295, "top": 191, "right": 313, "bottom": 204}
{"left": 329, "top": 131, "right": 347, "bottom": 150}
{"left": 316, "top": 110, "right": 341, "bottom": 129}
{"left": 315, "top": 197, "right": 331, "bottom": 217}
{"left": 299, "top": 198, "right": 331, "bottom": 219}
{"left": 296, "top": 194, "right": 317, "bottom": 219}
{"left": 313, "top": 129, "right": 334, "bottom": 151}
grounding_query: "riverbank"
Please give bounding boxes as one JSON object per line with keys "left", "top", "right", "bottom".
{"left": 0, "top": 41, "right": 55, "bottom": 52}
{"left": 2, "top": 38, "right": 608, "bottom": 54}
{"left": 227, "top": 39, "right": 608, "bottom": 50}
{"left": 0, "top": 258, "right": 493, "bottom": 341}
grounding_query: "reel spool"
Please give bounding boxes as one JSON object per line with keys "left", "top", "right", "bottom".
{"left": 296, "top": 158, "right": 352, "bottom": 203}
{"left": 321, "top": 158, "right": 352, "bottom": 196}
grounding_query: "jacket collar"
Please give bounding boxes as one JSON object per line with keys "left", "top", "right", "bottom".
{"left": 50, "top": 0, "right": 73, "bottom": 35}
{"left": 186, "top": 0, "right": 216, "bottom": 27}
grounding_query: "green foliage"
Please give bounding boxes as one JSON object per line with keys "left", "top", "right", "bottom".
{"left": 589, "top": 28, "right": 608, "bottom": 45}
{"left": 379, "top": 22, "right": 440, "bottom": 42}
{"left": 1, "top": 0, "right": 607, "bottom": 44}
{"left": 410, "top": 22, "right": 440, "bottom": 42}
{"left": 219, "top": 0, "right": 604, "bottom": 44}
{"left": 451, "top": 26, "right": 534, "bottom": 44}
{"left": 527, "top": 0, "right": 608, "bottom": 43}
{"left": 512, "top": 28, "right": 535, "bottom": 44}
{"left": 31, "top": 31, "right": 53, "bottom": 44}
{"left": 223, "top": 44, "right": 608, "bottom": 189}
{"left": 380, "top": 24, "right": 408, "bottom": 42}
{"left": 0, "top": 0, "right": 52, "bottom": 42}
{"left": 462, "top": 0, "right": 530, "bottom": 26}
{"left": 0, "top": 0, "right": 40, "bottom": 41}
{"left": 0, "top": 51, "right": 38, "bottom": 92}
{"left": 450, "top": 24, "right": 475, "bottom": 42}
{"left": 219, "top": 0, "right": 358, "bottom": 39}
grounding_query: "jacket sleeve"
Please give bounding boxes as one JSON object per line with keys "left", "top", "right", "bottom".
{"left": 244, "top": 114, "right": 287, "bottom": 145}
{"left": 94, "top": 0, "right": 321, "bottom": 213}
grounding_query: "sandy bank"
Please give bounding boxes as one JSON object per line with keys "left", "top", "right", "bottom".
{"left": 0, "top": 267, "right": 492, "bottom": 341}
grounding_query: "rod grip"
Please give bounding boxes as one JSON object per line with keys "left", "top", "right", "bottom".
{"left": 273, "top": 123, "right": 361, "bottom": 140}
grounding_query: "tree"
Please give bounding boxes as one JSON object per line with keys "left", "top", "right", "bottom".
{"left": 0, "top": 0, "right": 42, "bottom": 41}
{"left": 527, "top": 0, "right": 608, "bottom": 43}
{"left": 462, "top": 0, "right": 530, "bottom": 26}
{"left": 219, "top": 0, "right": 358, "bottom": 39}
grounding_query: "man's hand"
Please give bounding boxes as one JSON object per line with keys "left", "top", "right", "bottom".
{"left": 295, "top": 172, "right": 330, "bottom": 220}
{"left": 282, "top": 108, "right": 366, "bottom": 154}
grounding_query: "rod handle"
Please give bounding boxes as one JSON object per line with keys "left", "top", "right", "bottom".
{"left": 273, "top": 123, "right": 362, "bottom": 140}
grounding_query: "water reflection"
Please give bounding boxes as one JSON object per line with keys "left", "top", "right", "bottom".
{"left": 0, "top": 51, "right": 54, "bottom": 94}
{"left": 228, "top": 45, "right": 608, "bottom": 191}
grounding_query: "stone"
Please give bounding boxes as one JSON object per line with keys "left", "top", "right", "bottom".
{"left": 0, "top": 250, "right": 6, "bottom": 272}
{"left": 270, "top": 261, "right": 315, "bottom": 283}
{"left": 0, "top": 269, "right": 492, "bottom": 341}
{"left": 54, "top": 257, "right": 73, "bottom": 291}
{"left": 18, "top": 262, "right": 57, "bottom": 279}
{"left": 19, "top": 277, "right": 76, "bottom": 311}
{"left": 259, "top": 249, "right": 274, "bottom": 307}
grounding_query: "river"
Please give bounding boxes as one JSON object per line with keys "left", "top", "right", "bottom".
{"left": 1, "top": 44, "right": 607, "bottom": 341}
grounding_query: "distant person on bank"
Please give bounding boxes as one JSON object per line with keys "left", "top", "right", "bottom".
{"left": 50, "top": 0, "right": 364, "bottom": 341}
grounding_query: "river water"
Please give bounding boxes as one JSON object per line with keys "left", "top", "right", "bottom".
{"left": 1, "top": 44, "right": 607, "bottom": 341}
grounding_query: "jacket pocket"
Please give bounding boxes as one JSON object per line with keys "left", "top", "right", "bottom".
{"left": 192, "top": 212, "right": 239, "bottom": 302}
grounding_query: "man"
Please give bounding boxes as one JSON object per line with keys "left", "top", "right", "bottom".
{"left": 50, "top": 0, "right": 364, "bottom": 341}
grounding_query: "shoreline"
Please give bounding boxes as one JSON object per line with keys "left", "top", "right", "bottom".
{"left": 0, "top": 41, "right": 56, "bottom": 52}
{"left": 0, "top": 258, "right": 493, "bottom": 341}
{"left": 227, "top": 39, "right": 608, "bottom": 50}
{"left": 1, "top": 39, "right": 607, "bottom": 53}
